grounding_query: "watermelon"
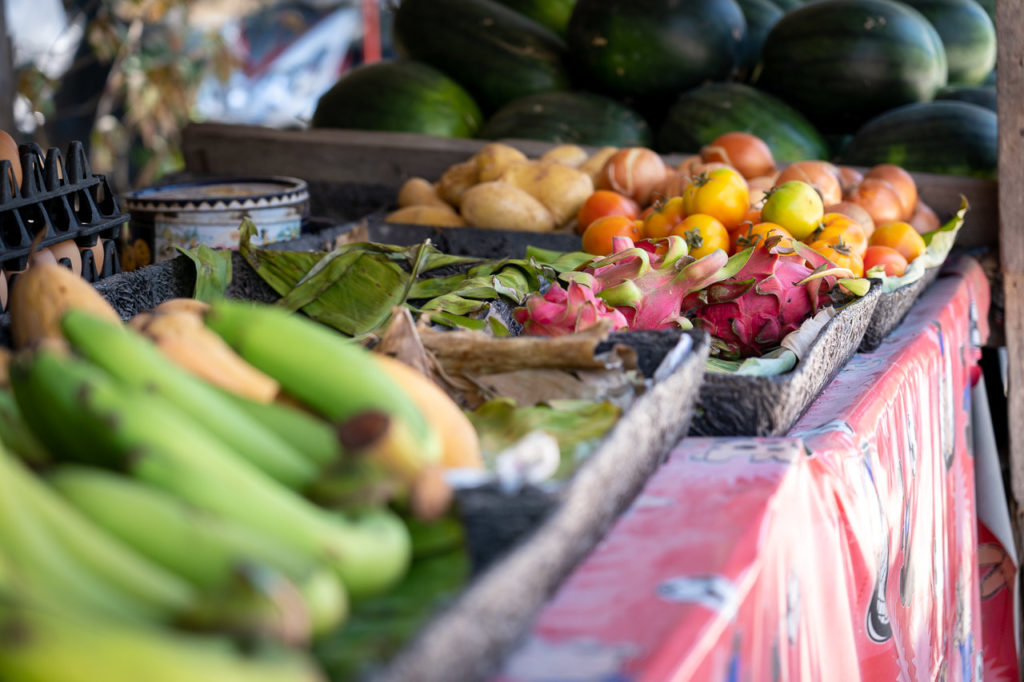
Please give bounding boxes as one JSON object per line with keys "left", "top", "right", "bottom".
{"left": 899, "top": 0, "right": 996, "bottom": 85}
{"left": 311, "top": 60, "right": 482, "bottom": 137}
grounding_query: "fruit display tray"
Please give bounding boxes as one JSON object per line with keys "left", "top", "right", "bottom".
{"left": 858, "top": 265, "right": 942, "bottom": 353}
{"left": 689, "top": 280, "right": 882, "bottom": 437}
{"left": 0, "top": 141, "right": 126, "bottom": 282}
{"left": 73, "top": 249, "right": 708, "bottom": 682}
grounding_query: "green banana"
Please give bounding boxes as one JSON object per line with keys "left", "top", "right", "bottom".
{"left": 49, "top": 465, "right": 348, "bottom": 635}
{"left": 203, "top": 300, "right": 442, "bottom": 475}
{"left": 10, "top": 348, "right": 411, "bottom": 599}
{"left": 59, "top": 309, "right": 318, "bottom": 489}
{"left": 0, "top": 443, "right": 194, "bottom": 624}
{"left": 0, "top": 389, "right": 50, "bottom": 466}
{"left": 0, "top": 593, "right": 325, "bottom": 682}
{"left": 218, "top": 389, "right": 343, "bottom": 469}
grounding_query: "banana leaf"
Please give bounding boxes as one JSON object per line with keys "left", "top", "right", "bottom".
{"left": 467, "top": 398, "right": 621, "bottom": 480}
{"left": 177, "top": 244, "right": 232, "bottom": 302}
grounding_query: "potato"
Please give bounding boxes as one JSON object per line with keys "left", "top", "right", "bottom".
{"left": 460, "top": 181, "right": 556, "bottom": 232}
{"left": 499, "top": 161, "right": 594, "bottom": 227}
{"left": 579, "top": 146, "right": 619, "bottom": 184}
{"left": 398, "top": 177, "right": 449, "bottom": 208}
{"left": 437, "top": 160, "right": 479, "bottom": 206}
{"left": 474, "top": 143, "right": 529, "bottom": 183}
{"left": 386, "top": 205, "right": 467, "bottom": 228}
{"left": 540, "top": 144, "right": 588, "bottom": 168}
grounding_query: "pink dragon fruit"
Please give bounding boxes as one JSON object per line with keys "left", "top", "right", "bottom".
{"left": 681, "top": 237, "right": 851, "bottom": 359}
{"left": 514, "top": 279, "right": 629, "bottom": 337}
{"left": 577, "top": 234, "right": 741, "bottom": 330}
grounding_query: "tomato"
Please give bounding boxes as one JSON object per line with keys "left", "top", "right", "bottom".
{"left": 807, "top": 239, "right": 864, "bottom": 277}
{"left": 730, "top": 221, "right": 793, "bottom": 254}
{"left": 576, "top": 190, "right": 641, "bottom": 235}
{"left": 581, "top": 215, "right": 642, "bottom": 255}
{"left": 671, "top": 214, "right": 729, "bottom": 259}
{"left": 700, "top": 131, "right": 776, "bottom": 179}
{"left": 681, "top": 168, "right": 749, "bottom": 230}
{"left": 865, "top": 164, "right": 917, "bottom": 220}
{"left": 739, "top": 207, "right": 763, "bottom": 229}
{"left": 824, "top": 200, "right": 875, "bottom": 238}
{"left": 812, "top": 212, "right": 868, "bottom": 257}
{"left": 776, "top": 160, "right": 842, "bottom": 206}
{"left": 760, "top": 180, "right": 823, "bottom": 240}
{"left": 869, "top": 220, "right": 927, "bottom": 262}
{"left": 642, "top": 196, "right": 686, "bottom": 239}
{"left": 863, "top": 245, "right": 909, "bottom": 277}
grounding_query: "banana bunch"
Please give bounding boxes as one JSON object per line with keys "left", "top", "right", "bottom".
{"left": 0, "top": 258, "right": 485, "bottom": 681}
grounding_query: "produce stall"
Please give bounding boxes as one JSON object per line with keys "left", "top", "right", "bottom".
{"left": 0, "top": 0, "right": 1019, "bottom": 678}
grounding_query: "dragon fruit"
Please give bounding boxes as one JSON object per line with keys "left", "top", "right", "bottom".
{"left": 682, "top": 237, "right": 853, "bottom": 359}
{"left": 514, "top": 279, "right": 629, "bottom": 337}
{"left": 576, "top": 235, "right": 741, "bottom": 330}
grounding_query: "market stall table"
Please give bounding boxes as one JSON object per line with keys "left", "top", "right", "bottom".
{"left": 497, "top": 256, "right": 1017, "bottom": 681}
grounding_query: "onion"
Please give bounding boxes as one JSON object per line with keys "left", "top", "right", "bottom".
{"left": 825, "top": 200, "right": 877, "bottom": 238}
{"left": 700, "top": 131, "right": 776, "bottom": 179}
{"left": 908, "top": 200, "right": 940, "bottom": 234}
{"left": 597, "top": 147, "right": 667, "bottom": 207}
{"left": 846, "top": 178, "right": 903, "bottom": 228}
{"left": 866, "top": 164, "right": 918, "bottom": 220}
{"left": 776, "top": 160, "right": 842, "bottom": 206}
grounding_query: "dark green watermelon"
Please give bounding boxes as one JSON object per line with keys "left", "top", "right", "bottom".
{"left": 900, "top": 0, "right": 995, "bottom": 85}
{"left": 735, "top": 0, "right": 785, "bottom": 80}
{"left": 566, "top": 0, "right": 747, "bottom": 99}
{"left": 311, "top": 60, "right": 482, "bottom": 137}
{"left": 838, "top": 100, "right": 997, "bottom": 179}
{"left": 657, "top": 82, "right": 828, "bottom": 162}
{"left": 492, "top": 0, "right": 576, "bottom": 37}
{"left": 477, "top": 91, "right": 653, "bottom": 146}
{"left": 393, "top": 0, "right": 570, "bottom": 114}
{"left": 935, "top": 84, "right": 996, "bottom": 112}
{"left": 756, "top": 0, "right": 947, "bottom": 133}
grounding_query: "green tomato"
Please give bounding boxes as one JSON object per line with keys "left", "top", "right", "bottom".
{"left": 761, "top": 180, "right": 824, "bottom": 241}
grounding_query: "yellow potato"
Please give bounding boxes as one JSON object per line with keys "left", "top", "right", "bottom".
{"left": 540, "top": 144, "right": 588, "bottom": 168}
{"left": 579, "top": 146, "right": 619, "bottom": 184}
{"left": 397, "top": 177, "right": 449, "bottom": 208}
{"left": 436, "top": 160, "right": 479, "bottom": 207}
{"left": 460, "top": 181, "right": 556, "bottom": 232}
{"left": 386, "top": 205, "right": 467, "bottom": 228}
{"left": 499, "top": 161, "right": 594, "bottom": 227}
{"left": 474, "top": 143, "right": 529, "bottom": 183}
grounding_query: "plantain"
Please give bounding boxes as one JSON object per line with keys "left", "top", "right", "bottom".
{"left": 10, "top": 348, "right": 411, "bottom": 599}
{"left": 60, "top": 310, "right": 317, "bottom": 489}
{"left": 203, "top": 300, "right": 443, "bottom": 484}
{"left": 8, "top": 259, "right": 121, "bottom": 349}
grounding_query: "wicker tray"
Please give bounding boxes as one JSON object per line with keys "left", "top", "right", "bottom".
{"left": 858, "top": 265, "right": 942, "bottom": 352}
{"left": 689, "top": 280, "right": 882, "bottom": 437}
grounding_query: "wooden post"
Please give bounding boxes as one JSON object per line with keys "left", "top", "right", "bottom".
{"left": 0, "top": 0, "right": 16, "bottom": 134}
{"left": 996, "top": 5, "right": 1024, "bottom": 663}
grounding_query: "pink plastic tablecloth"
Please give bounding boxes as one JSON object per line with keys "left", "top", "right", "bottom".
{"left": 498, "top": 256, "right": 1017, "bottom": 682}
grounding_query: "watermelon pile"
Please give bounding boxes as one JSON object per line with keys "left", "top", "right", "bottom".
{"left": 311, "top": 0, "right": 997, "bottom": 179}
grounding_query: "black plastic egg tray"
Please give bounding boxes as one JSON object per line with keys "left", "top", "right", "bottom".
{"left": 0, "top": 141, "right": 127, "bottom": 287}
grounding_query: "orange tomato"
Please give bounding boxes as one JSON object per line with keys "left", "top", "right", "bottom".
{"left": 671, "top": 214, "right": 729, "bottom": 259}
{"left": 807, "top": 240, "right": 864, "bottom": 277}
{"left": 730, "top": 221, "right": 793, "bottom": 253}
{"left": 812, "top": 213, "right": 868, "bottom": 257}
{"left": 863, "top": 245, "right": 909, "bottom": 277}
{"left": 865, "top": 164, "right": 917, "bottom": 220}
{"left": 870, "top": 221, "right": 927, "bottom": 262}
{"left": 738, "top": 207, "right": 762, "bottom": 230}
{"left": 700, "top": 131, "right": 777, "bottom": 179}
{"left": 642, "top": 196, "right": 686, "bottom": 239}
{"left": 576, "top": 190, "right": 641, "bottom": 235}
{"left": 682, "top": 167, "right": 749, "bottom": 230}
{"left": 581, "top": 215, "right": 642, "bottom": 255}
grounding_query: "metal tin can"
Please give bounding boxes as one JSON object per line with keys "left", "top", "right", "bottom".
{"left": 123, "top": 176, "right": 310, "bottom": 267}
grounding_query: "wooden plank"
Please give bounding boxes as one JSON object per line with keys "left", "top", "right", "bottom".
{"left": 183, "top": 122, "right": 999, "bottom": 248}
{"left": 996, "top": 1, "right": 1024, "bottom": 610}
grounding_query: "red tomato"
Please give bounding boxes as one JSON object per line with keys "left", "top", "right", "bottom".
{"left": 576, "top": 190, "right": 640, "bottom": 235}
{"left": 863, "top": 245, "right": 909, "bottom": 277}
